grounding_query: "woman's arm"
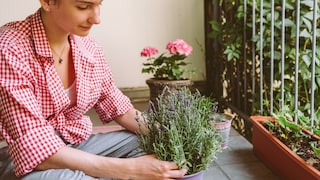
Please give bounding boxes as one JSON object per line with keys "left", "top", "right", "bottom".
{"left": 115, "top": 108, "right": 146, "bottom": 133}
{"left": 36, "top": 146, "right": 186, "bottom": 179}
{"left": 36, "top": 109, "right": 186, "bottom": 179}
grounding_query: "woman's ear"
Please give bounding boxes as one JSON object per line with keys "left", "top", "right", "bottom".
{"left": 39, "top": 0, "right": 51, "bottom": 12}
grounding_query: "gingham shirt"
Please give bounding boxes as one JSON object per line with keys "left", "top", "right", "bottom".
{"left": 0, "top": 9, "right": 133, "bottom": 177}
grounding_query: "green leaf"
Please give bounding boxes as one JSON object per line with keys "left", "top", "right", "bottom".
{"left": 264, "top": 120, "right": 274, "bottom": 128}
{"left": 278, "top": 116, "right": 300, "bottom": 131}
{"left": 301, "top": 0, "right": 315, "bottom": 8}
{"left": 312, "top": 128, "right": 320, "bottom": 137}
{"left": 301, "top": 16, "right": 312, "bottom": 31}
{"left": 284, "top": 19, "right": 295, "bottom": 27}
{"left": 209, "top": 20, "right": 221, "bottom": 32}
{"left": 310, "top": 141, "right": 320, "bottom": 158}
{"left": 227, "top": 53, "right": 233, "bottom": 61}
{"left": 300, "top": 28, "right": 312, "bottom": 38}
{"left": 302, "top": 54, "right": 312, "bottom": 66}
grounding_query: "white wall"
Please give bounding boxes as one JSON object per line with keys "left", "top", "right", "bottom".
{"left": 0, "top": 0, "right": 205, "bottom": 88}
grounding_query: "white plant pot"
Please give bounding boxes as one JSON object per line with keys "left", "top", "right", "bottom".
{"left": 212, "top": 113, "right": 234, "bottom": 149}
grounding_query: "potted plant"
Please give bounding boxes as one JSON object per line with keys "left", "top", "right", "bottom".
{"left": 210, "top": 109, "right": 235, "bottom": 149}
{"left": 135, "top": 87, "right": 222, "bottom": 179}
{"left": 250, "top": 109, "right": 320, "bottom": 179}
{"left": 140, "top": 39, "right": 195, "bottom": 104}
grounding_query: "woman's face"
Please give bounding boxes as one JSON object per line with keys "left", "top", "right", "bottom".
{"left": 48, "top": 0, "right": 102, "bottom": 36}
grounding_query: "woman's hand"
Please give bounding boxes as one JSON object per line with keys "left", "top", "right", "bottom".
{"left": 124, "top": 154, "right": 187, "bottom": 180}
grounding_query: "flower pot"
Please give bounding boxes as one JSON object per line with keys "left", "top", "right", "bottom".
{"left": 250, "top": 115, "right": 320, "bottom": 179}
{"left": 146, "top": 78, "right": 193, "bottom": 104}
{"left": 212, "top": 113, "right": 234, "bottom": 149}
{"left": 176, "top": 170, "right": 204, "bottom": 180}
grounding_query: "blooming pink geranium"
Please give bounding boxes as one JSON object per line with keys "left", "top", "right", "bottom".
{"left": 166, "top": 39, "right": 193, "bottom": 56}
{"left": 140, "top": 47, "right": 159, "bottom": 57}
{"left": 140, "top": 39, "right": 193, "bottom": 80}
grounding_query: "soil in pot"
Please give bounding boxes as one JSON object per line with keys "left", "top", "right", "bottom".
{"left": 264, "top": 122, "right": 320, "bottom": 171}
{"left": 251, "top": 116, "right": 320, "bottom": 179}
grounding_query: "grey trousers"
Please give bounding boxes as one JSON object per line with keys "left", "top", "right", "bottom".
{"left": 0, "top": 130, "right": 145, "bottom": 180}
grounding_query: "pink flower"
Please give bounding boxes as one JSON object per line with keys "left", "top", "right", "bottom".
{"left": 166, "top": 39, "right": 193, "bottom": 56}
{"left": 140, "top": 39, "right": 193, "bottom": 80}
{"left": 140, "top": 46, "right": 159, "bottom": 57}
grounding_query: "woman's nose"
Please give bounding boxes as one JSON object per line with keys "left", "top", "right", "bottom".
{"left": 89, "top": 7, "right": 101, "bottom": 24}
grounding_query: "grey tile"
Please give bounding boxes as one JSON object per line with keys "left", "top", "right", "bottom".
{"left": 217, "top": 129, "right": 252, "bottom": 151}
{"left": 215, "top": 149, "right": 259, "bottom": 166}
{"left": 203, "top": 164, "right": 230, "bottom": 180}
{"left": 229, "top": 128, "right": 240, "bottom": 136}
{"left": 228, "top": 134, "right": 253, "bottom": 149}
{"left": 220, "top": 162, "right": 279, "bottom": 180}
{"left": 215, "top": 136, "right": 259, "bottom": 166}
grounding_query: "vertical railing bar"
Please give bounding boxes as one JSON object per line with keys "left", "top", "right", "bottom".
{"left": 270, "top": 0, "right": 275, "bottom": 114}
{"left": 252, "top": 0, "right": 256, "bottom": 111}
{"left": 310, "top": 0, "right": 318, "bottom": 130}
{"left": 280, "top": 0, "right": 286, "bottom": 110}
{"left": 260, "top": 0, "right": 264, "bottom": 114}
{"left": 237, "top": 56, "right": 241, "bottom": 109}
{"left": 294, "top": 0, "right": 301, "bottom": 123}
{"left": 235, "top": 0, "right": 241, "bottom": 111}
{"left": 236, "top": 0, "right": 241, "bottom": 111}
{"left": 243, "top": 0, "right": 248, "bottom": 113}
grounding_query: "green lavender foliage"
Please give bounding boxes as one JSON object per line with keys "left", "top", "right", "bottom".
{"left": 136, "top": 87, "right": 222, "bottom": 174}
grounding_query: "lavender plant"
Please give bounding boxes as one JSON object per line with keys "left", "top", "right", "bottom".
{"left": 136, "top": 87, "right": 222, "bottom": 175}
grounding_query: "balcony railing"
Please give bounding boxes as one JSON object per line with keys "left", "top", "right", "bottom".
{"left": 205, "top": 0, "right": 319, "bottom": 141}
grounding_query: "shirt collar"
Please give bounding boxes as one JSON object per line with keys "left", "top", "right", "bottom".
{"left": 70, "top": 35, "right": 95, "bottom": 61}
{"left": 30, "top": 9, "right": 52, "bottom": 59}
{"left": 30, "top": 9, "right": 95, "bottom": 62}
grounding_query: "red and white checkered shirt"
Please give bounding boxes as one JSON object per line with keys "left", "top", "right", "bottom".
{"left": 0, "top": 9, "right": 133, "bottom": 177}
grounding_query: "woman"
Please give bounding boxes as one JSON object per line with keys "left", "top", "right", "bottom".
{"left": 0, "top": 0, "right": 187, "bottom": 179}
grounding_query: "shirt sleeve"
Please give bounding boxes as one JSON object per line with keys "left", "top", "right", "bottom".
{"left": 93, "top": 49, "right": 134, "bottom": 123}
{"left": 0, "top": 46, "right": 66, "bottom": 177}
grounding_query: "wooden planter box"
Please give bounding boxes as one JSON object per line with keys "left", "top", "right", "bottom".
{"left": 250, "top": 115, "right": 320, "bottom": 180}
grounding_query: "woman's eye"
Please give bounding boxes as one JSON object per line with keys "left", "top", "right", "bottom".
{"left": 77, "top": 5, "right": 89, "bottom": 10}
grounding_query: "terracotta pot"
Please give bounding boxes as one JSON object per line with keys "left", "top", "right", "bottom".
{"left": 146, "top": 78, "right": 193, "bottom": 104}
{"left": 250, "top": 115, "right": 320, "bottom": 179}
{"left": 176, "top": 170, "right": 204, "bottom": 180}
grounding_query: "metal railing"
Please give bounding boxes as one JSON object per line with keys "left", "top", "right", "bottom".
{"left": 205, "top": 0, "right": 319, "bottom": 140}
